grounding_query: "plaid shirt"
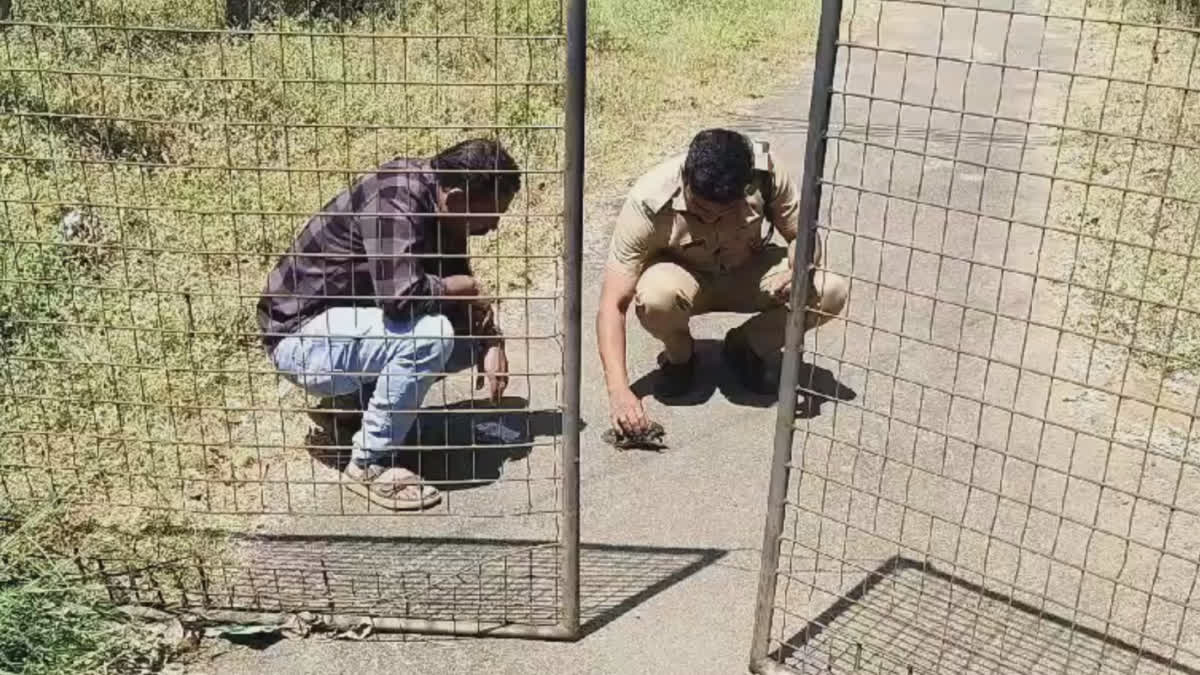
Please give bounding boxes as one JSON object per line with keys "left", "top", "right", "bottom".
{"left": 256, "top": 157, "right": 500, "bottom": 356}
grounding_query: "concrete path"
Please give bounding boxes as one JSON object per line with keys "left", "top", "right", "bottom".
{"left": 196, "top": 1, "right": 1200, "bottom": 672}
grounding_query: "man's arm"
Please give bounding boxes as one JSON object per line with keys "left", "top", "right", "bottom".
{"left": 471, "top": 304, "right": 508, "bottom": 402}
{"left": 597, "top": 264, "right": 651, "bottom": 433}
{"left": 763, "top": 154, "right": 820, "bottom": 267}
{"left": 361, "top": 190, "right": 449, "bottom": 320}
{"left": 761, "top": 150, "right": 799, "bottom": 238}
{"left": 363, "top": 187, "right": 484, "bottom": 324}
{"left": 597, "top": 265, "right": 637, "bottom": 393}
{"left": 597, "top": 196, "right": 659, "bottom": 433}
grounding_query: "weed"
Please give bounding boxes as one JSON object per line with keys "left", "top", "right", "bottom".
{"left": 0, "top": 509, "right": 178, "bottom": 674}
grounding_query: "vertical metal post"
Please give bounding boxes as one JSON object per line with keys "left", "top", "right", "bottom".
{"left": 749, "top": 0, "right": 843, "bottom": 667}
{"left": 560, "top": 0, "right": 586, "bottom": 640}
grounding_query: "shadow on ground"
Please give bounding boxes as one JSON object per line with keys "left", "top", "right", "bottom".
{"left": 97, "top": 535, "right": 726, "bottom": 644}
{"left": 768, "top": 555, "right": 1200, "bottom": 674}
{"left": 303, "top": 396, "right": 584, "bottom": 491}
{"left": 631, "top": 338, "right": 857, "bottom": 419}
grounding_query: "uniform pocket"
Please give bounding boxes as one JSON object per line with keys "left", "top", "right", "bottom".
{"left": 671, "top": 231, "right": 710, "bottom": 269}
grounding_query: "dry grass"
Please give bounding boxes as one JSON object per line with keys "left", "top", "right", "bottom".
{"left": 1047, "top": 0, "right": 1200, "bottom": 372}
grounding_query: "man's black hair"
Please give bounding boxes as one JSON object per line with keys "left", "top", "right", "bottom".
{"left": 431, "top": 138, "right": 521, "bottom": 199}
{"left": 682, "top": 128, "right": 754, "bottom": 204}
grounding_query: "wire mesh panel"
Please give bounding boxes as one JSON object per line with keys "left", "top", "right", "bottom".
{"left": 0, "top": 0, "right": 583, "bottom": 637}
{"left": 752, "top": 0, "right": 1200, "bottom": 669}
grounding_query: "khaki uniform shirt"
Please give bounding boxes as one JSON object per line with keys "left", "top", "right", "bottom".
{"left": 607, "top": 141, "right": 814, "bottom": 277}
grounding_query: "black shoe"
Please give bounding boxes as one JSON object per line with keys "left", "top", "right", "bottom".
{"left": 723, "top": 329, "right": 778, "bottom": 395}
{"left": 655, "top": 351, "right": 697, "bottom": 398}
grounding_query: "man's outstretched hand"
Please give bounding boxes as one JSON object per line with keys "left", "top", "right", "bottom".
{"left": 609, "top": 386, "right": 650, "bottom": 435}
{"left": 477, "top": 344, "right": 509, "bottom": 402}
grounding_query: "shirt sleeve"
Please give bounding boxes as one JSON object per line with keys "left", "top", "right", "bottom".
{"left": 360, "top": 188, "right": 446, "bottom": 322}
{"left": 606, "top": 195, "right": 661, "bottom": 276}
{"left": 765, "top": 155, "right": 800, "bottom": 243}
{"left": 763, "top": 156, "right": 818, "bottom": 267}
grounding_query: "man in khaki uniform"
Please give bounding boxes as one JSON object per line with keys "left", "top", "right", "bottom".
{"left": 596, "top": 129, "right": 848, "bottom": 434}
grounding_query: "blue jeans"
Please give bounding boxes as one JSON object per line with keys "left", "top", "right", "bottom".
{"left": 271, "top": 307, "right": 456, "bottom": 465}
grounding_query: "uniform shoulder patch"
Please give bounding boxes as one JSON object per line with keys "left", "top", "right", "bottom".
{"left": 749, "top": 139, "right": 775, "bottom": 202}
{"left": 752, "top": 139, "right": 772, "bottom": 173}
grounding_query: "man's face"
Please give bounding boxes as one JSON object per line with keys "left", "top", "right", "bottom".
{"left": 683, "top": 184, "right": 741, "bottom": 224}
{"left": 441, "top": 187, "right": 515, "bottom": 235}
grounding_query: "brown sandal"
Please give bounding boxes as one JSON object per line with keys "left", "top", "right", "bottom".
{"left": 342, "top": 462, "right": 441, "bottom": 511}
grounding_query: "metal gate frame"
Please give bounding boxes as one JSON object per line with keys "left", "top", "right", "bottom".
{"left": 750, "top": 0, "right": 842, "bottom": 666}
{"left": 557, "top": 0, "right": 587, "bottom": 642}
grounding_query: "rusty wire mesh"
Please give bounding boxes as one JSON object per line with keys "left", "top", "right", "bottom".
{"left": 754, "top": 0, "right": 1200, "bottom": 670}
{"left": 0, "top": 0, "right": 579, "bottom": 636}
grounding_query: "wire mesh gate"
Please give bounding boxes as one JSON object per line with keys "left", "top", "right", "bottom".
{"left": 0, "top": 0, "right": 584, "bottom": 638}
{"left": 752, "top": 0, "right": 1200, "bottom": 670}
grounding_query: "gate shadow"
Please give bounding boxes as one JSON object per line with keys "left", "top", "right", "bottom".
{"left": 100, "top": 534, "right": 724, "bottom": 641}
{"left": 768, "top": 555, "right": 1200, "bottom": 674}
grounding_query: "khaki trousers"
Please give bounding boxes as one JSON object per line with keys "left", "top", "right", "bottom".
{"left": 634, "top": 245, "right": 848, "bottom": 364}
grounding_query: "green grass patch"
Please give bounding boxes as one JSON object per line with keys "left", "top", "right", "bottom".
{"left": 0, "top": 575, "right": 162, "bottom": 675}
{"left": 0, "top": 509, "right": 195, "bottom": 674}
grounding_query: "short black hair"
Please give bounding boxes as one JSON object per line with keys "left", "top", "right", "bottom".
{"left": 682, "top": 129, "right": 754, "bottom": 203}
{"left": 431, "top": 138, "right": 521, "bottom": 200}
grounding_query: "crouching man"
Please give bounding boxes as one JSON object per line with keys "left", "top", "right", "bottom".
{"left": 597, "top": 129, "right": 848, "bottom": 435}
{"left": 257, "top": 139, "right": 519, "bottom": 510}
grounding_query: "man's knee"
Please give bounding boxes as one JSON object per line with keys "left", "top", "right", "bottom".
{"left": 406, "top": 313, "right": 456, "bottom": 368}
{"left": 811, "top": 271, "right": 848, "bottom": 320}
{"left": 634, "top": 263, "right": 698, "bottom": 330}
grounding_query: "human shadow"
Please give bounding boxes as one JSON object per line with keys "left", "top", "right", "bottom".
{"left": 305, "top": 395, "right": 583, "bottom": 492}
{"left": 629, "top": 339, "right": 723, "bottom": 407}
{"left": 630, "top": 338, "right": 857, "bottom": 419}
{"left": 792, "top": 361, "right": 858, "bottom": 420}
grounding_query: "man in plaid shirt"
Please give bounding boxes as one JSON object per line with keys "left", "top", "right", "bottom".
{"left": 258, "top": 138, "right": 519, "bottom": 511}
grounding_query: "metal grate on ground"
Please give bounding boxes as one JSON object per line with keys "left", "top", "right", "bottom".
{"left": 84, "top": 539, "right": 722, "bottom": 638}
{"left": 752, "top": 0, "right": 1200, "bottom": 670}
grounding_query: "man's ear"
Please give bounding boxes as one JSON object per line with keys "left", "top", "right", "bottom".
{"left": 442, "top": 186, "right": 467, "bottom": 213}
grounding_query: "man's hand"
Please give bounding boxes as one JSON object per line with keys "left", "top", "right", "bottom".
{"left": 609, "top": 386, "right": 650, "bottom": 435}
{"left": 443, "top": 274, "right": 492, "bottom": 309}
{"left": 765, "top": 271, "right": 792, "bottom": 302}
{"left": 477, "top": 344, "right": 509, "bottom": 402}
